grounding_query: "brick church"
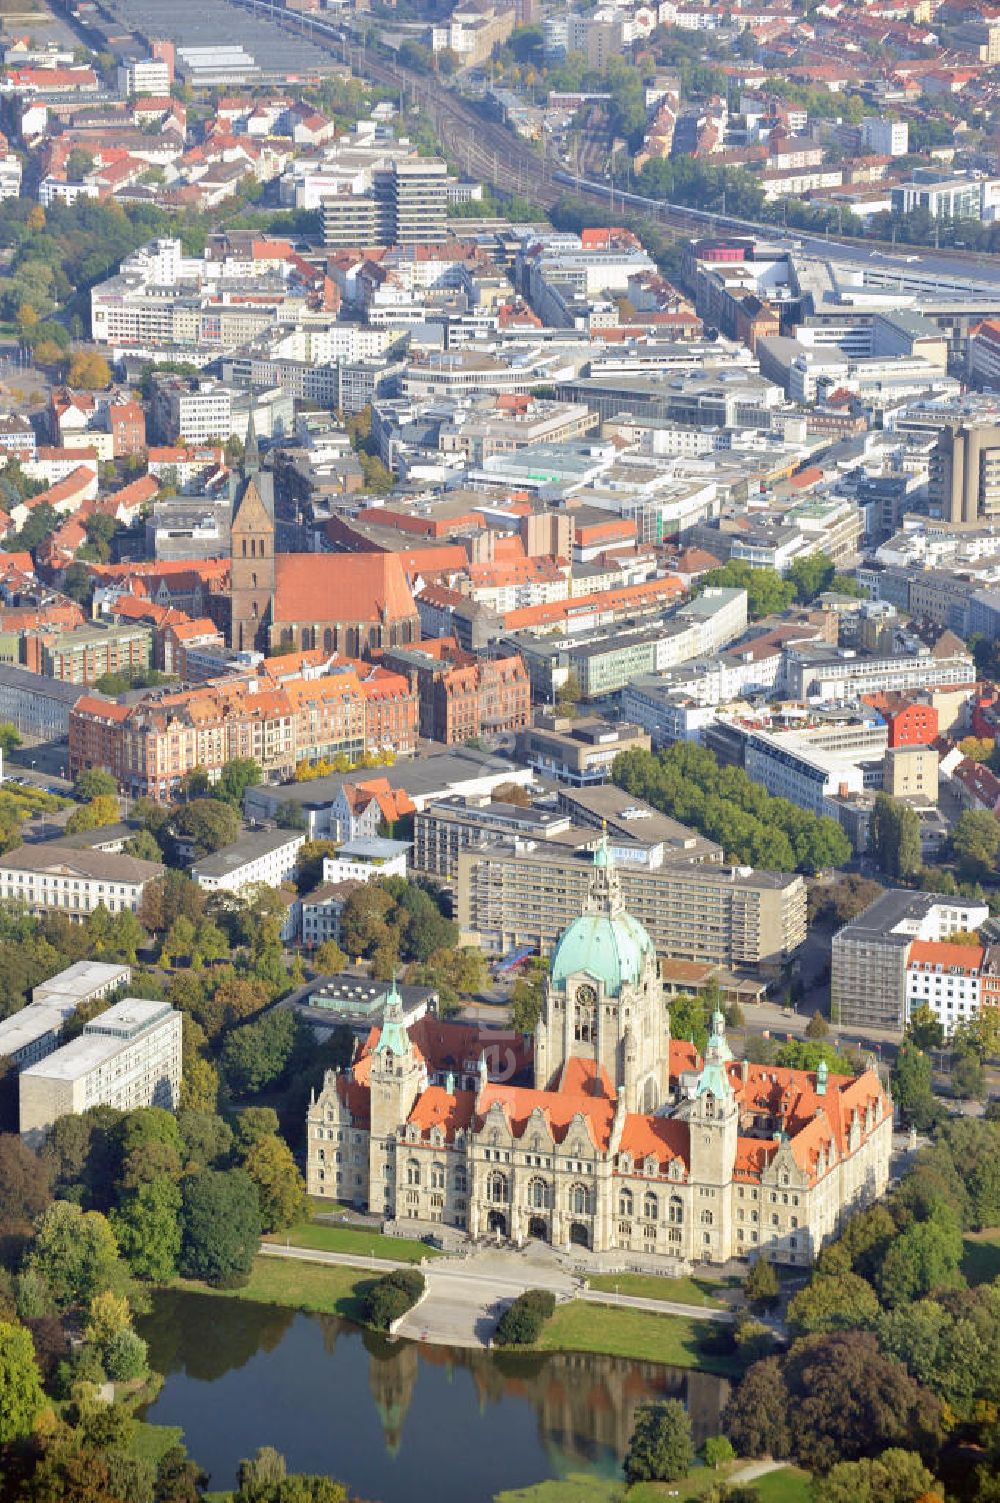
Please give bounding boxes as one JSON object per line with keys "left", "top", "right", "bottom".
{"left": 229, "top": 428, "right": 420, "bottom": 657}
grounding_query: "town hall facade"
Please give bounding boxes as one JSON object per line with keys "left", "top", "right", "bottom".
{"left": 307, "top": 840, "right": 892, "bottom": 1266}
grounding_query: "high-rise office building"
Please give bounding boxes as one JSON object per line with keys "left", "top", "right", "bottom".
{"left": 929, "top": 420, "right": 1000, "bottom": 523}
{"left": 322, "top": 159, "right": 448, "bottom": 248}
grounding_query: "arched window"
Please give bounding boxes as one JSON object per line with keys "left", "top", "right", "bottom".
{"left": 528, "top": 1177, "right": 548, "bottom": 1209}
{"left": 570, "top": 1183, "right": 590, "bottom": 1216}
{"left": 406, "top": 1159, "right": 420, "bottom": 1187}
{"left": 669, "top": 1195, "right": 683, "bottom": 1225}
{"left": 704, "top": 1093, "right": 716, "bottom": 1119}
{"left": 430, "top": 1162, "right": 445, "bottom": 1190}
{"left": 618, "top": 1188, "right": 633, "bottom": 1218}
{"left": 701, "top": 1209, "right": 713, "bottom": 1227}
{"left": 643, "top": 1192, "right": 658, "bottom": 1223}
{"left": 487, "top": 1171, "right": 509, "bottom": 1204}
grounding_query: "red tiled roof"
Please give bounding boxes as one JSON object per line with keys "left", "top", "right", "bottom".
{"left": 273, "top": 553, "right": 417, "bottom": 625}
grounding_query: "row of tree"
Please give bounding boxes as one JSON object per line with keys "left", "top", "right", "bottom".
{"left": 613, "top": 742, "right": 852, "bottom": 875}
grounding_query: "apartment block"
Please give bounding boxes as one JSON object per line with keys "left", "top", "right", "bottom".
{"left": 929, "top": 421, "right": 1000, "bottom": 524}
{"left": 832, "top": 890, "right": 989, "bottom": 1031}
{"left": 323, "top": 158, "right": 449, "bottom": 248}
{"left": 381, "top": 640, "right": 530, "bottom": 745}
{"left": 33, "top": 623, "right": 151, "bottom": 686}
{"left": 905, "top": 940, "right": 987, "bottom": 1037}
{"left": 515, "top": 714, "right": 651, "bottom": 787}
{"left": 19, "top": 1000, "right": 182, "bottom": 1146}
{"left": 456, "top": 840, "right": 806, "bottom": 974}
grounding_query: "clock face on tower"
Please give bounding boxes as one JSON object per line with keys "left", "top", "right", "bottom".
{"left": 576, "top": 983, "right": 597, "bottom": 1007}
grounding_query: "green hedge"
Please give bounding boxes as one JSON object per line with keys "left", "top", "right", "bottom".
{"left": 360, "top": 1268, "right": 425, "bottom": 1330}
{"left": 494, "top": 1288, "right": 556, "bottom": 1346}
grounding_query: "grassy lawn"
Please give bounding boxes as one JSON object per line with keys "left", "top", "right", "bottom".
{"left": 586, "top": 1274, "right": 726, "bottom": 1310}
{"left": 493, "top": 1466, "right": 812, "bottom": 1503}
{"left": 263, "top": 1219, "right": 441, "bottom": 1264}
{"left": 130, "top": 1422, "right": 184, "bottom": 1468}
{"left": 534, "top": 1301, "right": 739, "bottom": 1376}
{"left": 962, "top": 1229, "right": 1000, "bottom": 1287}
{"left": 173, "top": 1256, "right": 373, "bottom": 1320}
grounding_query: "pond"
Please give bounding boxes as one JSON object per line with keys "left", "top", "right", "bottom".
{"left": 139, "top": 1290, "right": 730, "bottom": 1503}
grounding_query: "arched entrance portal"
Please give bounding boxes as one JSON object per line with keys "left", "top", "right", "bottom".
{"left": 527, "top": 1216, "right": 548, "bottom": 1241}
{"left": 487, "top": 1210, "right": 508, "bottom": 1237}
{"left": 569, "top": 1222, "right": 590, "bottom": 1249}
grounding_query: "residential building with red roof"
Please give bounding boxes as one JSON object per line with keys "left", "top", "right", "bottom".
{"left": 308, "top": 841, "right": 890, "bottom": 1263}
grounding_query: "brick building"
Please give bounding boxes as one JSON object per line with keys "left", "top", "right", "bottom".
{"left": 861, "top": 693, "right": 939, "bottom": 748}
{"left": 382, "top": 638, "right": 530, "bottom": 745}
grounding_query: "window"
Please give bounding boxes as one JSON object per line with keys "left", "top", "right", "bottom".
{"left": 570, "top": 1183, "right": 591, "bottom": 1216}
{"left": 406, "top": 1160, "right": 420, "bottom": 1187}
{"left": 528, "top": 1177, "right": 548, "bottom": 1209}
{"left": 700, "top": 1209, "right": 713, "bottom": 1227}
{"left": 618, "top": 1188, "right": 633, "bottom": 1218}
{"left": 643, "top": 1192, "right": 658, "bottom": 1223}
{"left": 430, "top": 1163, "right": 445, "bottom": 1190}
{"left": 487, "top": 1170, "right": 509, "bottom": 1204}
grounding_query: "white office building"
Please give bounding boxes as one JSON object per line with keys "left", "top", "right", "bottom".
{"left": 0, "top": 845, "right": 163, "bottom": 916}
{"left": 192, "top": 829, "right": 306, "bottom": 893}
{"left": 19, "top": 1000, "right": 182, "bottom": 1146}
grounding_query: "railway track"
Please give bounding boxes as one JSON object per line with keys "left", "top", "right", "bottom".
{"left": 233, "top": 0, "right": 1000, "bottom": 269}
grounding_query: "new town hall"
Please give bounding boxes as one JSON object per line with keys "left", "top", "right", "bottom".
{"left": 308, "top": 841, "right": 892, "bottom": 1266}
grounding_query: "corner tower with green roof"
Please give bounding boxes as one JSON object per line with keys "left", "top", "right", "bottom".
{"left": 369, "top": 976, "right": 426, "bottom": 1216}
{"left": 534, "top": 834, "right": 671, "bottom": 1113}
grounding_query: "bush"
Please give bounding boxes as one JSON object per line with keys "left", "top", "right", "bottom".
{"left": 494, "top": 1288, "right": 556, "bottom": 1346}
{"left": 102, "top": 1327, "right": 149, "bottom": 1382}
{"left": 361, "top": 1269, "right": 425, "bottom": 1331}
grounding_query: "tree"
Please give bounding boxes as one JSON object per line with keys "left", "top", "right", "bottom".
{"left": 65, "top": 794, "right": 121, "bottom": 834}
{"left": 723, "top": 1356, "right": 792, "bottom": 1459}
{"left": 276, "top": 801, "right": 307, "bottom": 831}
{"left": 892, "top": 1043, "right": 934, "bottom": 1119}
{"left": 216, "top": 758, "right": 262, "bottom": 809}
{"left": 179, "top": 1169, "right": 261, "bottom": 1287}
{"left": 787, "top": 551, "right": 836, "bottom": 604}
{"left": 74, "top": 768, "right": 117, "bottom": 802}
{"left": 222, "top": 1010, "right": 301, "bottom": 1096}
{"left": 238, "top": 1447, "right": 286, "bottom": 1503}
{"left": 775, "top": 1039, "right": 856, "bottom": 1075}
{"left": 360, "top": 1269, "right": 425, "bottom": 1331}
{"left": 155, "top": 1444, "right": 208, "bottom": 1503}
{"left": 786, "top": 1271, "right": 880, "bottom": 1336}
{"left": 743, "top": 1257, "right": 780, "bottom": 1311}
{"left": 952, "top": 810, "right": 1000, "bottom": 882}
{"left": 870, "top": 795, "right": 922, "bottom": 881}
{"left": 805, "top": 1009, "right": 829, "bottom": 1040}
{"left": 313, "top": 939, "right": 347, "bottom": 974}
{"left": 952, "top": 1050, "right": 985, "bottom": 1101}
{"left": 877, "top": 1205, "right": 964, "bottom": 1307}
{"left": 703, "top": 1435, "right": 735, "bottom": 1470}
{"left": 959, "top": 736, "right": 994, "bottom": 764}
{"left": 0, "top": 1320, "right": 45, "bottom": 1443}
{"left": 26, "top": 1200, "right": 128, "bottom": 1310}
{"left": 242, "top": 1135, "right": 307, "bottom": 1233}
{"left": 491, "top": 781, "right": 531, "bottom": 807}
{"left": 125, "top": 828, "right": 163, "bottom": 864}
{"left": 702, "top": 560, "right": 795, "bottom": 620}
{"left": 68, "top": 351, "right": 111, "bottom": 389}
{"left": 0, "top": 1133, "right": 52, "bottom": 1234}
{"left": 780, "top": 1330, "right": 943, "bottom": 1474}
{"left": 906, "top": 1004, "right": 944, "bottom": 1053}
{"left": 625, "top": 1399, "right": 695, "bottom": 1484}
{"left": 111, "top": 1177, "right": 182, "bottom": 1282}
{"left": 814, "top": 1450, "right": 940, "bottom": 1503}
{"left": 103, "top": 1326, "right": 149, "bottom": 1382}
{"left": 232, "top": 1107, "right": 280, "bottom": 1155}
{"left": 0, "top": 721, "right": 23, "bottom": 755}
{"left": 167, "top": 799, "right": 240, "bottom": 860}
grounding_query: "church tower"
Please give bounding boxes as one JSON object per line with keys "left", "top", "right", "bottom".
{"left": 230, "top": 411, "right": 275, "bottom": 653}
{"left": 684, "top": 1009, "right": 739, "bottom": 1263}
{"left": 368, "top": 979, "right": 426, "bottom": 1218}
{"left": 535, "top": 836, "right": 670, "bottom": 1114}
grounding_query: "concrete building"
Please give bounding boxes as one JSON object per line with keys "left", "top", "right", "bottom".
{"left": 0, "top": 664, "right": 88, "bottom": 744}
{"left": 309, "top": 844, "right": 888, "bottom": 1265}
{"left": 905, "top": 939, "right": 985, "bottom": 1038}
{"left": 117, "top": 57, "right": 171, "bottom": 96}
{"left": 19, "top": 999, "right": 181, "bottom": 1146}
{"left": 191, "top": 828, "right": 306, "bottom": 893}
{"left": 322, "top": 837, "right": 409, "bottom": 885}
{"left": 323, "top": 158, "right": 449, "bottom": 248}
{"left": 0, "top": 845, "right": 163, "bottom": 917}
{"left": 515, "top": 715, "right": 651, "bottom": 787}
{"left": 292, "top": 973, "right": 437, "bottom": 1042}
{"left": 929, "top": 421, "right": 1000, "bottom": 524}
{"left": 36, "top": 623, "right": 150, "bottom": 686}
{"left": 861, "top": 118, "right": 908, "bottom": 156}
{"left": 832, "top": 890, "right": 989, "bottom": 1030}
{"left": 457, "top": 838, "right": 806, "bottom": 974}
{"left": 884, "top": 744, "right": 938, "bottom": 800}
{"left": 0, "top": 961, "right": 132, "bottom": 1072}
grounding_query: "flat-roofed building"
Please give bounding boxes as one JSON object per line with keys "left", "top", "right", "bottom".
{"left": 19, "top": 999, "right": 181, "bottom": 1146}
{"left": 191, "top": 828, "right": 305, "bottom": 893}
{"left": 832, "top": 889, "right": 989, "bottom": 1030}
{"left": 456, "top": 839, "right": 806, "bottom": 975}
{"left": 0, "top": 960, "right": 132, "bottom": 1073}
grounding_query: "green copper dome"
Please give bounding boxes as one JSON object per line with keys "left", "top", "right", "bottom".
{"left": 549, "top": 835, "right": 655, "bottom": 997}
{"left": 550, "top": 909, "right": 654, "bottom": 996}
